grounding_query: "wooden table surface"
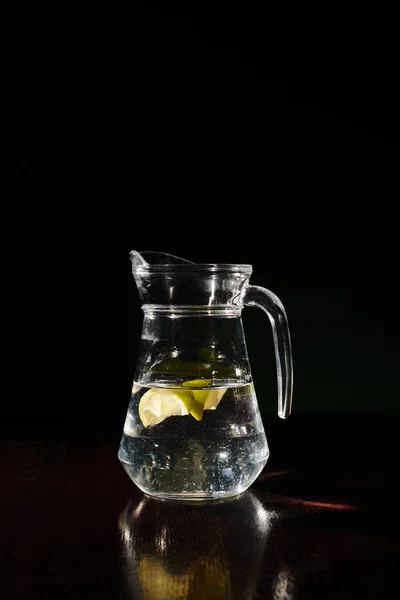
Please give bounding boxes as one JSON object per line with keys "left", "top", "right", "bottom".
{"left": 1, "top": 414, "right": 399, "bottom": 599}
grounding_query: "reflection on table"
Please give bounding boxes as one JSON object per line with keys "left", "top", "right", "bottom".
{"left": 119, "top": 491, "right": 277, "bottom": 600}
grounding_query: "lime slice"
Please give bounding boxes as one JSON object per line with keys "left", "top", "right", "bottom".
{"left": 138, "top": 388, "right": 194, "bottom": 427}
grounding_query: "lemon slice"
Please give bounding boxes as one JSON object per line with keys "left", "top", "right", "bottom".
{"left": 138, "top": 382, "right": 228, "bottom": 427}
{"left": 183, "top": 380, "right": 227, "bottom": 421}
{"left": 189, "top": 397, "right": 207, "bottom": 422}
{"left": 203, "top": 388, "right": 227, "bottom": 409}
{"left": 138, "top": 388, "right": 194, "bottom": 427}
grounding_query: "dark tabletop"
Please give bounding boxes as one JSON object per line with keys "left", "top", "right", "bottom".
{"left": 1, "top": 413, "right": 399, "bottom": 600}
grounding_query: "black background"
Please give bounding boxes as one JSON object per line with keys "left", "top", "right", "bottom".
{"left": 1, "top": 7, "right": 399, "bottom": 438}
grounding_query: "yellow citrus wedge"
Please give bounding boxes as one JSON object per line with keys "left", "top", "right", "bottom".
{"left": 138, "top": 381, "right": 228, "bottom": 427}
{"left": 203, "top": 388, "right": 227, "bottom": 410}
{"left": 182, "top": 379, "right": 227, "bottom": 421}
{"left": 138, "top": 388, "right": 194, "bottom": 427}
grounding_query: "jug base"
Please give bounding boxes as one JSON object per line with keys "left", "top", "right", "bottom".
{"left": 119, "top": 449, "right": 269, "bottom": 502}
{"left": 132, "top": 486, "right": 251, "bottom": 502}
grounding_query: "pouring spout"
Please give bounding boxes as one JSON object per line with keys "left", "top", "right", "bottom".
{"left": 129, "top": 250, "right": 195, "bottom": 269}
{"left": 129, "top": 250, "right": 150, "bottom": 269}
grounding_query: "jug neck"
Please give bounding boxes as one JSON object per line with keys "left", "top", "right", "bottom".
{"left": 142, "top": 305, "right": 242, "bottom": 317}
{"left": 132, "top": 266, "right": 252, "bottom": 308}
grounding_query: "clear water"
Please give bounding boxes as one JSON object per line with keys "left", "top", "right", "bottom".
{"left": 118, "top": 382, "right": 269, "bottom": 500}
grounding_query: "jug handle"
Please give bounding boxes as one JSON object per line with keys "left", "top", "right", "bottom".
{"left": 242, "top": 285, "right": 293, "bottom": 419}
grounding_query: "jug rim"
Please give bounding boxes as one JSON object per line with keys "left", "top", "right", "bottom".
{"left": 129, "top": 250, "right": 253, "bottom": 274}
{"left": 131, "top": 263, "right": 253, "bottom": 274}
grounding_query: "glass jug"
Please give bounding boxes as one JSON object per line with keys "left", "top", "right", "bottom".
{"left": 118, "top": 250, "right": 293, "bottom": 500}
